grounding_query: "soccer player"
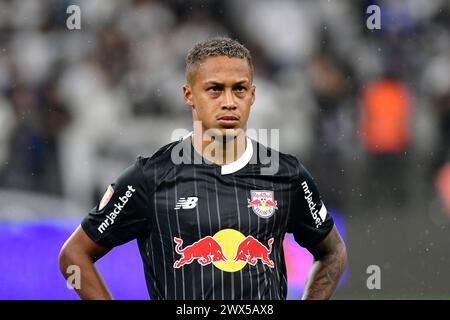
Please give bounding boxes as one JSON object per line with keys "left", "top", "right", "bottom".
{"left": 59, "top": 37, "right": 347, "bottom": 300}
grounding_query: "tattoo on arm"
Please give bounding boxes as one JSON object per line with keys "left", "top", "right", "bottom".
{"left": 302, "top": 226, "right": 347, "bottom": 300}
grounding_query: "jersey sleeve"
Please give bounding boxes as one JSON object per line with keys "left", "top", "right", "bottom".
{"left": 81, "top": 158, "right": 151, "bottom": 248}
{"left": 287, "top": 160, "right": 334, "bottom": 248}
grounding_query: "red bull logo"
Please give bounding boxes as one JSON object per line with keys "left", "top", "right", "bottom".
{"left": 173, "top": 236, "right": 227, "bottom": 268}
{"left": 233, "top": 235, "right": 274, "bottom": 268}
{"left": 173, "top": 229, "right": 275, "bottom": 272}
{"left": 248, "top": 190, "right": 278, "bottom": 218}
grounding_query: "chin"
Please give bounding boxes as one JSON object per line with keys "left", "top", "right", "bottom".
{"left": 206, "top": 128, "right": 245, "bottom": 140}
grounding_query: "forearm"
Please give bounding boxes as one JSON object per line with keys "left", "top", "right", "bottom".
{"left": 302, "top": 245, "right": 347, "bottom": 300}
{"left": 59, "top": 250, "right": 113, "bottom": 300}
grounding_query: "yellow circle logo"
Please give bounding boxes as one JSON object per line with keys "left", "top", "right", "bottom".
{"left": 173, "top": 230, "right": 275, "bottom": 271}
{"left": 212, "top": 229, "right": 247, "bottom": 272}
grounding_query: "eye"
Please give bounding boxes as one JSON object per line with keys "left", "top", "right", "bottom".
{"left": 234, "top": 85, "right": 246, "bottom": 92}
{"left": 208, "top": 86, "right": 222, "bottom": 92}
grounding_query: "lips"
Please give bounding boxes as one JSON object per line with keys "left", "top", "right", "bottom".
{"left": 217, "top": 115, "right": 240, "bottom": 127}
{"left": 217, "top": 118, "right": 239, "bottom": 127}
{"left": 217, "top": 115, "right": 239, "bottom": 121}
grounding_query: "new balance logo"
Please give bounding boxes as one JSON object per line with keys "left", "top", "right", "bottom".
{"left": 174, "top": 197, "right": 198, "bottom": 210}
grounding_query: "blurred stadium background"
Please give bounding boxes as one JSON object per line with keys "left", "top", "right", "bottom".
{"left": 0, "top": 0, "right": 449, "bottom": 299}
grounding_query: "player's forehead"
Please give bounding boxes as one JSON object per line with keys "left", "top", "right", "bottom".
{"left": 192, "top": 56, "right": 252, "bottom": 84}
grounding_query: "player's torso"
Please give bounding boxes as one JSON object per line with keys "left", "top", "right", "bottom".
{"left": 150, "top": 164, "right": 292, "bottom": 266}
{"left": 138, "top": 139, "right": 297, "bottom": 299}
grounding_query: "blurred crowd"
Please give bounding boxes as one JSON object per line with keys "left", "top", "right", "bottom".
{"left": 0, "top": 0, "right": 449, "bottom": 215}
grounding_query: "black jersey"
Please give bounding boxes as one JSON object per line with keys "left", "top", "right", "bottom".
{"left": 81, "top": 135, "right": 334, "bottom": 300}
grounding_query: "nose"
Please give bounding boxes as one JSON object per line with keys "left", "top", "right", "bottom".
{"left": 221, "top": 89, "right": 237, "bottom": 110}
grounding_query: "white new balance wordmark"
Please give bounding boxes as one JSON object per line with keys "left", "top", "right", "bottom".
{"left": 174, "top": 197, "right": 198, "bottom": 210}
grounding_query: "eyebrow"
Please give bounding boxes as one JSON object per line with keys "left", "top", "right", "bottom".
{"left": 204, "top": 80, "right": 249, "bottom": 86}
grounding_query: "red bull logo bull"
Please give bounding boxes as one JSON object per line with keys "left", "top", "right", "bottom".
{"left": 173, "top": 236, "right": 227, "bottom": 268}
{"left": 173, "top": 230, "right": 275, "bottom": 271}
{"left": 233, "top": 235, "right": 274, "bottom": 267}
{"left": 248, "top": 190, "right": 278, "bottom": 218}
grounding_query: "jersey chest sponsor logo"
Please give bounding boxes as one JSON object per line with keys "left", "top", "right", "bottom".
{"left": 174, "top": 196, "right": 198, "bottom": 210}
{"left": 97, "top": 185, "right": 136, "bottom": 234}
{"left": 247, "top": 190, "right": 278, "bottom": 218}
{"left": 173, "top": 229, "right": 274, "bottom": 272}
{"left": 301, "top": 181, "right": 327, "bottom": 228}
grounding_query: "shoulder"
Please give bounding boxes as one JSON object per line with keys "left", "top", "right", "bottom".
{"left": 133, "top": 139, "right": 182, "bottom": 182}
{"left": 252, "top": 139, "right": 303, "bottom": 179}
{"left": 138, "top": 139, "right": 180, "bottom": 167}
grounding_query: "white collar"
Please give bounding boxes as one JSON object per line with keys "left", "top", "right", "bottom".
{"left": 182, "top": 132, "right": 253, "bottom": 175}
{"left": 221, "top": 137, "right": 253, "bottom": 175}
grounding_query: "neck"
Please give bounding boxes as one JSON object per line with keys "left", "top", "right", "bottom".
{"left": 192, "top": 129, "right": 247, "bottom": 166}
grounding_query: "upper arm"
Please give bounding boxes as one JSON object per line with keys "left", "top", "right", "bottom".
{"left": 287, "top": 160, "right": 335, "bottom": 248}
{"left": 59, "top": 225, "right": 111, "bottom": 264}
{"left": 80, "top": 159, "right": 152, "bottom": 248}
{"left": 306, "top": 225, "right": 346, "bottom": 260}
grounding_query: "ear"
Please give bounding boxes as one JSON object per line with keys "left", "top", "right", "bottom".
{"left": 183, "top": 85, "right": 194, "bottom": 109}
{"left": 250, "top": 84, "right": 256, "bottom": 106}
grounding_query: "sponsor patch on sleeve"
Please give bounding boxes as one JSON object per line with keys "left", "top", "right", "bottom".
{"left": 319, "top": 203, "right": 327, "bottom": 222}
{"left": 98, "top": 185, "right": 114, "bottom": 211}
